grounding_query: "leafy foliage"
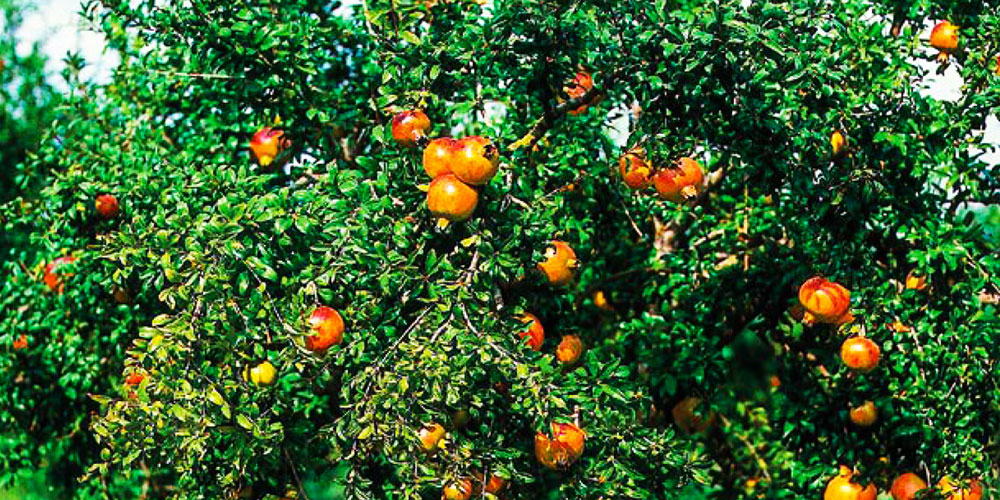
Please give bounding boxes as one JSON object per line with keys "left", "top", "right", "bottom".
{"left": 1, "top": 0, "right": 999, "bottom": 498}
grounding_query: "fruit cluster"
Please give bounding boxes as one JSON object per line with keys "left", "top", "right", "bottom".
{"left": 824, "top": 466, "right": 982, "bottom": 500}
{"left": 616, "top": 148, "right": 705, "bottom": 203}
{"left": 391, "top": 109, "right": 501, "bottom": 226}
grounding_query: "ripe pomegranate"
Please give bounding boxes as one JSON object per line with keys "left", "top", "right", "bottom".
{"left": 618, "top": 149, "right": 653, "bottom": 189}
{"left": 243, "top": 361, "right": 277, "bottom": 387}
{"left": 391, "top": 110, "right": 431, "bottom": 148}
{"left": 937, "top": 477, "right": 983, "bottom": 500}
{"left": 518, "top": 313, "right": 545, "bottom": 351}
{"left": 418, "top": 423, "right": 446, "bottom": 452}
{"left": 798, "top": 276, "right": 853, "bottom": 325}
{"left": 452, "top": 136, "right": 499, "bottom": 185}
{"left": 427, "top": 174, "right": 478, "bottom": 222}
{"left": 306, "top": 306, "right": 345, "bottom": 352}
{"left": 825, "top": 467, "right": 877, "bottom": 500}
{"left": 13, "top": 334, "right": 27, "bottom": 350}
{"left": 43, "top": 255, "right": 77, "bottom": 294}
{"left": 890, "top": 472, "right": 928, "bottom": 500}
{"left": 95, "top": 194, "right": 120, "bottom": 219}
{"left": 672, "top": 397, "right": 715, "bottom": 434}
{"left": 840, "top": 337, "right": 880, "bottom": 373}
{"left": 473, "top": 473, "right": 507, "bottom": 495}
{"left": 556, "top": 335, "right": 584, "bottom": 365}
{"left": 995, "top": 55, "right": 1000, "bottom": 76}
{"left": 929, "top": 21, "right": 959, "bottom": 62}
{"left": 537, "top": 240, "right": 578, "bottom": 286}
{"left": 592, "top": 290, "right": 613, "bottom": 311}
{"left": 831, "top": 130, "right": 848, "bottom": 159}
{"left": 125, "top": 373, "right": 145, "bottom": 386}
{"left": 849, "top": 401, "right": 878, "bottom": 427}
{"left": 423, "top": 137, "right": 456, "bottom": 178}
{"left": 249, "top": 127, "right": 290, "bottom": 167}
{"left": 442, "top": 479, "right": 472, "bottom": 500}
{"left": 564, "top": 71, "right": 595, "bottom": 115}
{"left": 905, "top": 270, "right": 927, "bottom": 291}
{"left": 653, "top": 157, "right": 704, "bottom": 203}
{"left": 535, "top": 421, "right": 586, "bottom": 470}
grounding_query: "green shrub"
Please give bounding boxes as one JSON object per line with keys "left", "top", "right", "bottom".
{"left": 2, "top": 0, "right": 999, "bottom": 498}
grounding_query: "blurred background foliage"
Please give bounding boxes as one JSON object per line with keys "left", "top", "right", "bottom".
{"left": 1, "top": 0, "right": 999, "bottom": 498}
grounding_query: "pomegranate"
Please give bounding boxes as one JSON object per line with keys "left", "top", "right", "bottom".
{"left": 937, "top": 477, "right": 983, "bottom": 500}
{"left": 824, "top": 467, "right": 877, "bottom": 500}
{"left": 618, "top": 149, "right": 653, "bottom": 189}
{"left": 798, "top": 276, "right": 853, "bottom": 325}
{"left": 518, "top": 313, "right": 544, "bottom": 351}
{"left": 43, "top": 255, "right": 78, "bottom": 294}
{"left": 537, "top": 240, "right": 578, "bottom": 286}
{"left": 840, "top": 337, "right": 880, "bottom": 373}
{"left": 564, "top": 71, "right": 595, "bottom": 115}
{"left": 929, "top": 21, "right": 959, "bottom": 62}
{"left": 890, "top": 472, "right": 927, "bottom": 500}
{"left": 653, "top": 157, "right": 704, "bottom": 203}
{"left": 95, "top": 194, "right": 120, "bottom": 219}
{"left": 249, "top": 127, "right": 290, "bottom": 167}
{"left": 427, "top": 174, "right": 478, "bottom": 222}
{"left": 535, "top": 421, "right": 586, "bottom": 470}
{"left": 418, "top": 423, "right": 446, "bottom": 452}
{"left": 451, "top": 136, "right": 499, "bottom": 185}
{"left": 849, "top": 401, "right": 878, "bottom": 427}
{"left": 556, "top": 335, "right": 584, "bottom": 365}
{"left": 306, "top": 306, "right": 345, "bottom": 352}
{"left": 391, "top": 110, "right": 431, "bottom": 148}
{"left": 423, "top": 137, "right": 457, "bottom": 178}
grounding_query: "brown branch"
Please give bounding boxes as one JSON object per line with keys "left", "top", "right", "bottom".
{"left": 508, "top": 68, "right": 627, "bottom": 152}
{"left": 284, "top": 447, "right": 311, "bottom": 500}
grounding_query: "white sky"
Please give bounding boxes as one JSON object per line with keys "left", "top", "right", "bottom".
{"left": 18, "top": 0, "right": 1000, "bottom": 162}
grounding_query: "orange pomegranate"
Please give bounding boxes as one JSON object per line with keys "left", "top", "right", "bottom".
{"left": 427, "top": 174, "right": 479, "bottom": 222}
{"left": 391, "top": 110, "right": 431, "bottom": 147}
{"left": 564, "top": 71, "right": 595, "bottom": 115}
{"left": 442, "top": 479, "right": 472, "bottom": 500}
{"left": 306, "top": 306, "right": 345, "bottom": 352}
{"left": 849, "top": 401, "right": 878, "bottom": 427}
{"left": 995, "top": 55, "right": 1000, "bottom": 76}
{"left": 825, "top": 466, "right": 877, "bottom": 500}
{"left": 125, "top": 373, "right": 145, "bottom": 386}
{"left": 418, "top": 423, "right": 446, "bottom": 452}
{"left": 249, "top": 127, "right": 290, "bottom": 167}
{"left": 452, "top": 136, "right": 499, "bottom": 185}
{"left": 423, "top": 137, "right": 457, "bottom": 178}
{"left": 556, "top": 335, "right": 584, "bottom": 365}
{"left": 929, "top": 21, "right": 959, "bottom": 62}
{"left": 937, "top": 477, "right": 983, "bottom": 500}
{"left": 890, "top": 472, "right": 927, "bottom": 500}
{"left": 840, "top": 337, "right": 880, "bottom": 373}
{"left": 905, "top": 270, "right": 927, "bottom": 291}
{"left": 44, "top": 255, "right": 77, "bottom": 294}
{"left": 95, "top": 194, "right": 120, "bottom": 219}
{"left": 798, "top": 276, "right": 853, "bottom": 325}
{"left": 518, "top": 313, "right": 544, "bottom": 351}
{"left": 672, "top": 397, "right": 715, "bottom": 434}
{"left": 831, "top": 130, "right": 848, "bottom": 159}
{"left": 535, "top": 421, "right": 586, "bottom": 470}
{"left": 537, "top": 240, "right": 578, "bottom": 286}
{"left": 592, "top": 290, "right": 613, "bottom": 311}
{"left": 653, "top": 157, "right": 704, "bottom": 203}
{"left": 13, "top": 334, "right": 28, "bottom": 350}
{"left": 473, "top": 473, "right": 507, "bottom": 495}
{"left": 618, "top": 149, "right": 653, "bottom": 189}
